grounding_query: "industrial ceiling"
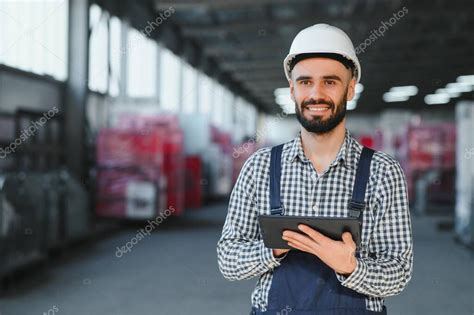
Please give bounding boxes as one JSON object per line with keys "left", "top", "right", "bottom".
{"left": 103, "top": 0, "right": 474, "bottom": 114}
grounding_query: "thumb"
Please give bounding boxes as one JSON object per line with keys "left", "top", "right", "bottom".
{"left": 342, "top": 232, "right": 354, "bottom": 245}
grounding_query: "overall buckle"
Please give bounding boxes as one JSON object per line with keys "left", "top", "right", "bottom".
{"left": 348, "top": 200, "right": 364, "bottom": 219}
{"left": 270, "top": 207, "right": 285, "bottom": 215}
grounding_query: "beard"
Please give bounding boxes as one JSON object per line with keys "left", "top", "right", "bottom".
{"left": 295, "top": 92, "right": 347, "bottom": 135}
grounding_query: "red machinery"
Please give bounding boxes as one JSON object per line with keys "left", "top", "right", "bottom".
{"left": 184, "top": 155, "right": 203, "bottom": 208}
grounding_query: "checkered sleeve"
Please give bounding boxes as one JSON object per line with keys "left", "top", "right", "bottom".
{"left": 337, "top": 161, "right": 413, "bottom": 297}
{"left": 217, "top": 153, "right": 283, "bottom": 281}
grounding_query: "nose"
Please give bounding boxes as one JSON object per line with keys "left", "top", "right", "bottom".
{"left": 308, "top": 82, "right": 325, "bottom": 100}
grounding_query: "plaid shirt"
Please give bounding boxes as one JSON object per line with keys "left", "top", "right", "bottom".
{"left": 217, "top": 129, "right": 413, "bottom": 312}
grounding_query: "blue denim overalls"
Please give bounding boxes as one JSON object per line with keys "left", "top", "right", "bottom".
{"left": 251, "top": 144, "right": 387, "bottom": 315}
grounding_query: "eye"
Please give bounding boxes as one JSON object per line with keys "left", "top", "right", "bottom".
{"left": 324, "top": 80, "right": 336, "bottom": 85}
{"left": 299, "top": 80, "right": 311, "bottom": 85}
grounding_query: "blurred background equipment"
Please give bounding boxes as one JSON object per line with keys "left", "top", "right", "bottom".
{"left": 455, "top": 102, "right": 474, "bottom": 246}
{"left": 0, "top": 0, "right": 473, "bottom": 314}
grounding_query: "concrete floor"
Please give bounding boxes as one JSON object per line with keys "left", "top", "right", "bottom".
{"left": 1, "top": 202, "right": 473, "bottom": 315}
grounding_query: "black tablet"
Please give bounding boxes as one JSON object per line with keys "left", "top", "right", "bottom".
{"left": 258, "top": 215, "right": 361, "bottom": 249}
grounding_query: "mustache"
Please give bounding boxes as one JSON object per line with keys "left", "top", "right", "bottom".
{"left": 301, "top": 98, "right": 335, "bottom": 108}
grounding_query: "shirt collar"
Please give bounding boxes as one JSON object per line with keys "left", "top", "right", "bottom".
{"left": 285, "top": 129, "right": 356, "bottom": 170}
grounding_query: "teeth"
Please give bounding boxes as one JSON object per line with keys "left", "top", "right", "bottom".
{"left": 308, "top": 107, "right": 328, "bottom": 111}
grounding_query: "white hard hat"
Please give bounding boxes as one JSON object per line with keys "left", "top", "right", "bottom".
{"left": 283, "top": 23, "right": 361, "bottom": 83}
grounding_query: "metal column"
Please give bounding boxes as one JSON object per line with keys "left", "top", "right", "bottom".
{"left": 64, "top": 0, "right": 89, "bottom": 181}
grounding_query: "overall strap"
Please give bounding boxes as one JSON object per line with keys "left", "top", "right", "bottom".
{"left": 349, "top": 146, "right": 375, "bottom": 219}
{"left": 269, "top": 144, "right": 374, "bottom": 219}
{"left": 269, "top": 144, "right": 285, "bottom": 215}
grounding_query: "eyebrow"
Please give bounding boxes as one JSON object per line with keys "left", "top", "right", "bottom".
{"left": 295, "top": 75, "right": 312, "bottom": 81}
{"left": 322, "top": 75, "right": 343, "bottom": 82}
{"left": 295, "top": 75, "right": 343, "bottom": 82}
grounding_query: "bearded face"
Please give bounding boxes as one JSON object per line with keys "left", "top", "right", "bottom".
{"left": 289, "top": 57, "right": 355, "bottom": 135}
{"left": 294, "top": 88, "right": 348, "bottom": 134}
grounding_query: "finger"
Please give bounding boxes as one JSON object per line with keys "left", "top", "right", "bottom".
{"left": 288, "top": 242, "right": 311, "bottom": 254}
{"left": 297, "top": 224, "right": 330, "bottom": 245}
{"left": 283, "top": 230, "right": 319, "bottom": 249}
{"left": 284, "top": 233, "right": 320, "bottom": 253}
{"left": 342, "top": 232, "right": 356, "bottom": 248}
{"left": 287, "top": 239, "right": 315, "bottom": 254}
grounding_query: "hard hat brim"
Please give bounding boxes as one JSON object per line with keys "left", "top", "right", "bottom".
{"left": 283, "top": 52, "right": 361, "bottom": 83}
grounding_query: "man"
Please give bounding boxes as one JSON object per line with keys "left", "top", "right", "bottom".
{"left": 217, "top": 24, "right": 413, "bottom": 314}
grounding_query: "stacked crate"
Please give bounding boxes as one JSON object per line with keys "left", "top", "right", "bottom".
{"left": 115, "top": 114, "right": 185, "bottom": 216}
{"left": 96, "top": 128, "right": 166, "bottom": 219}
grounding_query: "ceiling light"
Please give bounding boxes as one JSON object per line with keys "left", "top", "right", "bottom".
{"left": 279, "top": 103, "right": 295, "bottom": 114}
{"left": 276, "top": 94, "right": 292, "bottom": 104}
{"left": 274, "top": 88, "right": 294, "bottom": 114}
{"left": 274, "top": 87, "right": 290, "bottom": 97}
{"left": 424, "top": 94, "right": 450, "bottom": 105}
{"left": 388, "top": 85, "right": 418, "bottom": 96}
{"left": 435, "top": 88, "right": 460, "bottom": 98}
{"left": 383, "top": 92, "right": 409, "bottom": 102}
{"left": 445, "top": 82, "right": 473, "bottom": 93}
{"left": 456, "top": 75, "right": 474, "bottom": 85}
{"left": 347, "top": 100, "right": 357, "bottom": 110}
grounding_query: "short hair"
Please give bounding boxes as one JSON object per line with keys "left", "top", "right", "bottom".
{"left": 289, "top": 52, "right": 357, "bottom": 79}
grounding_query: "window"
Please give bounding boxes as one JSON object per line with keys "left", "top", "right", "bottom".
{"left": 182, "top": 61, "right": 198, "bottom": 113}
{"left": 126, "top": 28, "right": 157, "bottom": 98}
{"left": 88, "top": 4, "right": 108, "bottom": 93}
{"left": 159, "top": 47, "right": 181, "bottom": 110}
{"left": 88, "top": 5, "right": 123, "bottom": 96}
{"left": 234, "top": 97, "right": 248, "bottom": 140}
{"left": 221, "top": 87, "right": 234, "bottom": 131}
{"left": 108, "top": 16, "right": 121, "bottom": 97}
{"left": 212, "top": 82, "right": 224, "bottom": 126}
{"left": 236, "top": 98, "right": 257, "bottom": 136}
{"left": 0, "top": 0, "right": 68, "bottom": 80}
{"left": 198, "top": 73, "right": 214, "bottom": 115}
{"left": 246, "top": 102, "right": 257, "bottom": 135}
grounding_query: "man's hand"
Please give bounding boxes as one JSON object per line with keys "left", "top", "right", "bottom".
{"left": 282, "top": 224, "right": 357, "bottom": 276}
{"left": 272, "top": 248, "right": 290, "bottom": 258}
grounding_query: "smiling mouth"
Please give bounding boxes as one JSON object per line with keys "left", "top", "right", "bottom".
{"left": 305, "top": 105, "right": 331, "bottom": 112}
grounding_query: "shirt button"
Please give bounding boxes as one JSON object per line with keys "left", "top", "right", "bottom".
{"left": 312, "top": 205, "right": 318, "bottom": 211}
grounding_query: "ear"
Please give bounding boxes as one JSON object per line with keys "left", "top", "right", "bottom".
{"left": 346, "top": 77, "right": 356, "bottom": 101}
{"left": 289, "top": 79, "right": 295, "bottom": 102}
